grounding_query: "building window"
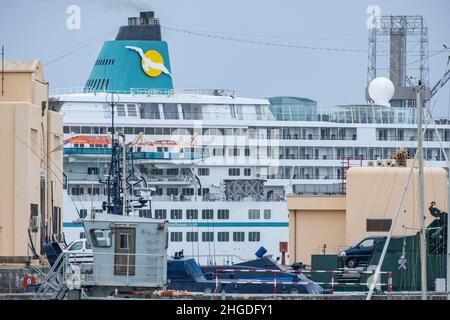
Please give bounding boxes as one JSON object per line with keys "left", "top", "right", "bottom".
{"left": 170, "top": 209, "right": 182, "bottom": 219}
{"left": 264, "top": 209, "right": 271, "bottom": 219}
{"left": 186, "top": 209, "right": 198, "bottom": 219}
{"left": 198, "top": 168, "right": 210, "bottom": 176}
{"left": 187, "top": 232, "right": 198, "bottom": 242}
{"left": 244, "top": 168, "right": 251, "bottom": 176}
{"left": 233, "top": 232, "right": 245, "bottom": 242}
{"left": 139, "top": 209, "right": 152, "bottom": 218}
{"left": 228, "top": 168, "right": 240, "bottom": 176}
{"left": 217, "top": 209, "right": 229, "bottom": 220}
{"left": 170, "top": 232, "right": 183, "bottom": 242}
{"left": 79, "top": 209, "right": 87, "bottom": 219}
{"left": 202, "top": 232, "right": 214, "bottom": 242}
{"left": 202, "top": 209, "right": 214, "bottom": 220}
{"left": 218, "top": 232, "right": 229, "bottom": 242}
{"left": 248, "top": 209, "right": 260, "bottom": 219}
{"left": 366, "top": 219, "right": 392, "bottom": 232}
{"left": 249, "top": 232, "right": 260, "bottom": 242}
{"left": 154, "top": 209, "right": 167, "bottom": 219}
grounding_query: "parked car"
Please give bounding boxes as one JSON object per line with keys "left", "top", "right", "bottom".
{"left": 338, "top": 236, "right": 386, "bottom": 268}
{"left": 63, "top": 238, "right": 93, "bottom": 264}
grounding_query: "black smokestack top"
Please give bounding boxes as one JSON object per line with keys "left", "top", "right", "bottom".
{"left": 115, "top": 11, "right": 161, "bottom": 41}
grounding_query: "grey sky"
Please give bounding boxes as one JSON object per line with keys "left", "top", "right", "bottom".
{"left": 1, "top": 0, "right": 449, "bottom": 115}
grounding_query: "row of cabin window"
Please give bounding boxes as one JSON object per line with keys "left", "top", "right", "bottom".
{"left": 170, "top": 231, "right": 260, "bottom": 242}
{"left": 63, "top": 126, "right": 247, "bottom": 136}
{"left": 154, "top": 188, "right": 211, "bottom": 197}
{"left": 139, "top": 208, "right": 271, "bottom": 220}
{"left": 139, "top": 209, "right": 230, "bottom": 220}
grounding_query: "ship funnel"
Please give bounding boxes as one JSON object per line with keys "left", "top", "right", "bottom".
{"left": 368, "top": 77, "right": 395, "bottom": 107}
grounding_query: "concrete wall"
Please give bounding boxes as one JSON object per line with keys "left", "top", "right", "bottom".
{"left": 288, "top": 196, "right": 346, "bottom": 265}
{"left": 0, "top": 60, "right": 63, "bottom": 260}
{"left": 346, "top": 166, "right": 447, "bottom": 246}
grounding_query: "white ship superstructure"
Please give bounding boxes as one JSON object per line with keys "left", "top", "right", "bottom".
{"left": 50, "top": 12, "right": 450, "bottom": 264}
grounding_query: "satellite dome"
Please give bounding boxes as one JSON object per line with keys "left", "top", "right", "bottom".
{"left": 368, "top": 77, "right": 395, "bottom": 107}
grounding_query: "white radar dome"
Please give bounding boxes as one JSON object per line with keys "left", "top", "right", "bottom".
{"left": 368, "top": 77, "right": 395, "bottom": 107}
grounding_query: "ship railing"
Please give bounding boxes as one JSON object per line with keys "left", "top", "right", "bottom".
{"left": 50, "top": 87, "right": 236, "bottom": 97}
{"left": 80, "top": 252, "right": 166, "bottom": 288}
{"left": 214, "top": 268, "right": 393, "bottom": 295}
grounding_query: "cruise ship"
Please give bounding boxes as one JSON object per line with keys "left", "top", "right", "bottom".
{"left": 50, "top": 12, "right": 450, "bottom": 264}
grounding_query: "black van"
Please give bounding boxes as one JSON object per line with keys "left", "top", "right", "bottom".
{"left": 338, "top": 236, "right": 386, "bottom": 268}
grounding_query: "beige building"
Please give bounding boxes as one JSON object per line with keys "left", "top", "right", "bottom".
{"left": 0, "top": 60, "right": 63, "bottom": 262}
{"left": 288, "top": 161, "right": 448, "bottom": 265}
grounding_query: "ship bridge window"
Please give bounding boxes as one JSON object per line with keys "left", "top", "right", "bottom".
{"left": 90, "top": 229, "right": 112, "bottom": 247}
{"left": 139, "top": 103, "right": 160, "bottom": 119}
{"left": 248, "top": 232, "right": 260, "bottom": 242}
{"left": 116, "top": 104, "right": 126, "bottom": 117}
{"left": 182, "top": 104, "right": 202, "bottom": 120}
{"left": 163, "top": 103, "right": 179, "bottom": 120}
{"left": 127, "top": 104, "right": 137, "bottom": 117}
{"left": 218, "top": 209, "right": 229, "bottom": 220}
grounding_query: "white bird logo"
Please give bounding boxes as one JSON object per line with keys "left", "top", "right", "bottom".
{"left": 126, "top": 46, "right": 172, "bottom": 78}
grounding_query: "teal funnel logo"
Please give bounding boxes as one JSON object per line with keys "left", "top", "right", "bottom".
{"left": 126, "top": 46, "right": 172, "bottom": 78}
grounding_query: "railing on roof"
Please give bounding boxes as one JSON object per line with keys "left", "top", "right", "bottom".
{"left": 49, "top": 87, "right": 237, "bottom": 97}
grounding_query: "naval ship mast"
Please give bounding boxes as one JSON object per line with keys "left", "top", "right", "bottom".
{"left": 99, "top": 93, "right": 150, "bottom": 216}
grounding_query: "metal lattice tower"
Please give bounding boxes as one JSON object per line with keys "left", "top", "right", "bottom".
{"left": 367, "top": 15, "right": 430, "bottom": 107}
